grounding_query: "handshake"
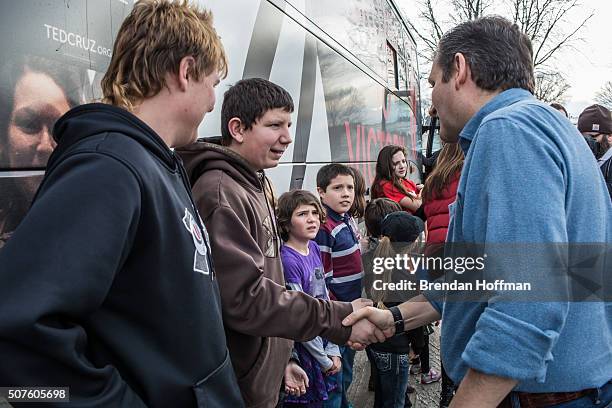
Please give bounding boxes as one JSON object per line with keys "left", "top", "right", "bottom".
{"left": 343, "top": 299, "right": 397, "bottom": 350}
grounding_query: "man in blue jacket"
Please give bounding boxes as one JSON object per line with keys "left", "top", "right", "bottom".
{"left": 0, "top": 1, "right": 244, "bottom": 406}
{"left": 343, "top": 16, "right": 611, "bottom": 407}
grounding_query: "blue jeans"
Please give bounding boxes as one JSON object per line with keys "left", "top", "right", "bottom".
{"left": 339, "top": 346, "right": 355, "bottom": 408}
{"left": 370, "top": 350, "right": 410, "bottom": 408}
{"left": 323, "top": 371, "right": 342, "bottom": 408}
{"left": 507, "top": 381, "right": 611, "bottom": 407}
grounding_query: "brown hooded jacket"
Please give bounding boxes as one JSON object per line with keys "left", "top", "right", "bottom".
{"left": 178, "top": 141, "right": 353, "bottom": 408}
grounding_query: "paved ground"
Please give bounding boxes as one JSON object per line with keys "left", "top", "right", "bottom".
{"left": 348, "top": 327, "right": 442, "bottom": 408}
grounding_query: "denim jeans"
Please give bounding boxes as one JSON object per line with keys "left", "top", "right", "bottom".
{"left": 370, "top": 350, "right": 410, "bottom": 408}
{"left": 507, "top": 381, "right": 611, "bottom": 407}
{"left": 339, "top": 346, "right": 355, "bottom": 408}
{"left": 323, "top": 371, "right": 342, "bottom": 408}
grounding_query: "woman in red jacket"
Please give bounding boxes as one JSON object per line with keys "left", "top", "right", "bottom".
{"left": 420, "top": 141, "right": 464, "bottom": 408}
{"left": 422, "top": 142, "right": 464, "bottom": 250}
{"left": 371, "top": 145, "right": 422, "bottom": 214}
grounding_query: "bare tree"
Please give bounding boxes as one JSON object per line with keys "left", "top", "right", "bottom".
{"left": 403, "top": 0, "right": 593, "bottom": 102}
{"left": 404, "top": 0, "right": 447, "bottom": 62}
{"left": 595, "top": 81, "right": 612, "bottom": 109}
{"left": 404, "top": 0, "right": 494, "bottom": 63}
{"left": 450, "top": 0, "right": 493, "bottom": 23}
{"left": 509, "top": 0, "right": 593, "bottom": 69}
{"left": 533, "top": 70, "right": 570, "bottom": 103}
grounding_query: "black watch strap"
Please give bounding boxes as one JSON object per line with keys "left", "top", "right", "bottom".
{"left": 389, "top": 306, "right": 405, "bottom": 334}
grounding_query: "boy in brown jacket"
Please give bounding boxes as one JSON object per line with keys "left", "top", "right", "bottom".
{"left": 178, "top": 78, "right": 386, "bottom": 407}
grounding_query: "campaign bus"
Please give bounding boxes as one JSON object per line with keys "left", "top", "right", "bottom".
{"left": 0, "top": 0, "right": 423, "bottom": 247}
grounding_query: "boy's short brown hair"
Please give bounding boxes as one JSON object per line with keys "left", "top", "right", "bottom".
{"left": 220, "top": 78, "right": 294, "bottom": 146}
{"left": 277, "top": 190, "right": 325, "bottom": 242}
{"left": 316, "top": 163, "right": 354, "bottom": 192}
{"left": 364, "top": 198, "right": 401, "bottom": 238}
{"left": 102, "top": 0, "right": 228, "bottom": 110}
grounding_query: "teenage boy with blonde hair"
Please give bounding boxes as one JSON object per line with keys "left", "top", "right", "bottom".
{"left": 0, "top": 1, "right": 243, "bottom": 406}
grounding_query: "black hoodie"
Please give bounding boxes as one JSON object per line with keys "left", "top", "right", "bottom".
{"left": 0, "top": 104, "right": 244, "bottom": 407}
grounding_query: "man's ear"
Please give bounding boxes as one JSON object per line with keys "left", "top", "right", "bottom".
{"left": 317, "top": 186, "right": 325, "bottom": 197}
{"left": 177, "top": 56, "right": 196, "bottom": 92}
{"left": 227, "top": 117, "right": 245, "bottom": 144}
{"left": 453, "top": 53, "right": 469, "bottom": 90}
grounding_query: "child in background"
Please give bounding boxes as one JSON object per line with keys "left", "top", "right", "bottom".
{"left": 348, "top": 166, "right": 367, "bottom": 221}
{"left": 362, "top": 199, "right": 401, "bottom": 293}
{"left": 371, "top": 146, "right": 440, "bottom": 387}
{"left": 362, "top": 198, "right": 402, "bottom": 397}
{"left": 278, "top": 190, "right": 342, "bottom": 408}
{"left": 371, "top": 145, "right": 422, "bottom": 214}
{"left": 315, "top": 164, "right": 363, "bottom": 408}
{"left": 363, "top": 210, "right": 424, "bottom": 408}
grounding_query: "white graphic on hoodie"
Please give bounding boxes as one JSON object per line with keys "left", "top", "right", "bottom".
{"left": 182, "top": 208, "right": 210, "bottom": 275}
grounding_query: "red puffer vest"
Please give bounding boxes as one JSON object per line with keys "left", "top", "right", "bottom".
{"left": 423, "top": 173, "right": 460, "bottom": 245}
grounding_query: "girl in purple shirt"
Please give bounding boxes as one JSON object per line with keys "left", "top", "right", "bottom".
{"left": 277, "top": 190, "right": 342, "bottom": 408}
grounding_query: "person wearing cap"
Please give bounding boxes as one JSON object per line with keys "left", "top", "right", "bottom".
{"left": 578, "top": 104, "right": 612, "bottom": 201}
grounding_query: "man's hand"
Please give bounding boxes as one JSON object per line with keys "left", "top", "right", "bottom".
{"left": 346, "top": 313, "right": 389, "bottom": 350}
{"left": 326, "top": 356, "right": 341, "bottom": 375}
{"left": 284, "top": 361, "right": 309, "bottom": 396}
{"left": 343, "top": 306, "right": 395, "bottom": 332}
{"left": 343, "top": 306, "right": 395, "bottom": 349}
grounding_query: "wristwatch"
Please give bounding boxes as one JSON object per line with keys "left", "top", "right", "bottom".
{"left": 388, "top": 306, "right": 405, "bottom": 334}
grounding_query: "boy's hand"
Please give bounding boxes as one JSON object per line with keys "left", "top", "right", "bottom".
{"left": 343, "top": 306, "right": 395, "bottom": 349}
{"left": 285, "top": 361, "right": 309, "bottom": 396}
{"left": 359, "top": 237, "right": 370, "bottom": 253}
{"left": 326, "top": 356, "right": 342, "bottom": 375}
{"left": 346, "top": 316, "right": 387, "bottom": 349}
{"left": 351, "top": 298, "right": 373, "bottom": 312}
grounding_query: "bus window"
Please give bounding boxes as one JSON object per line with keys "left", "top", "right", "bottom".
{"left": 386, "top": 41, "right": 399, "bottom": 90}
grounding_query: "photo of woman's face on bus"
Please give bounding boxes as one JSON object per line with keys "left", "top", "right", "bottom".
{"left": 8, "top": 70, "right": 70, "bottom": 166}
{"left": 0, "top": 55, "right": 82, "bottom": 169}
{"left": 0, "top": 55, "right": 84, "bottom": 248}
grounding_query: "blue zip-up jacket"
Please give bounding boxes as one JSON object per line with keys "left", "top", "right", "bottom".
{"left": 425, "top": 89, "right": 612, "bottom": 392}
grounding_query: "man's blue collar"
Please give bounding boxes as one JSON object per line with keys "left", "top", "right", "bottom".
{"left": 459, "top": 88, "right": 534, "bottom": 153}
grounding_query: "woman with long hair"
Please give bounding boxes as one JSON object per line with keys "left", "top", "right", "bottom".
{"left": 420, "top": 141, "right": 464, "bottom": 408}
{"left": 371, "top": 145, "right": 422, "bottom": 214}
{"left": 348, "top": 166, "right": 366, "bottom": 219}
{"left": 0, "top": 55, "right": 83, "bottom": 168}
{"left": 421, "top": 142, "right": 464, "bottom": 250}
{"left": 0, "top": 55, "right": 83, "bottom": 248}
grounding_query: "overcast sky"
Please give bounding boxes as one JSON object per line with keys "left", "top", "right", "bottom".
{"left": 399, "top": 0, "right": 612, "bottom": 120}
